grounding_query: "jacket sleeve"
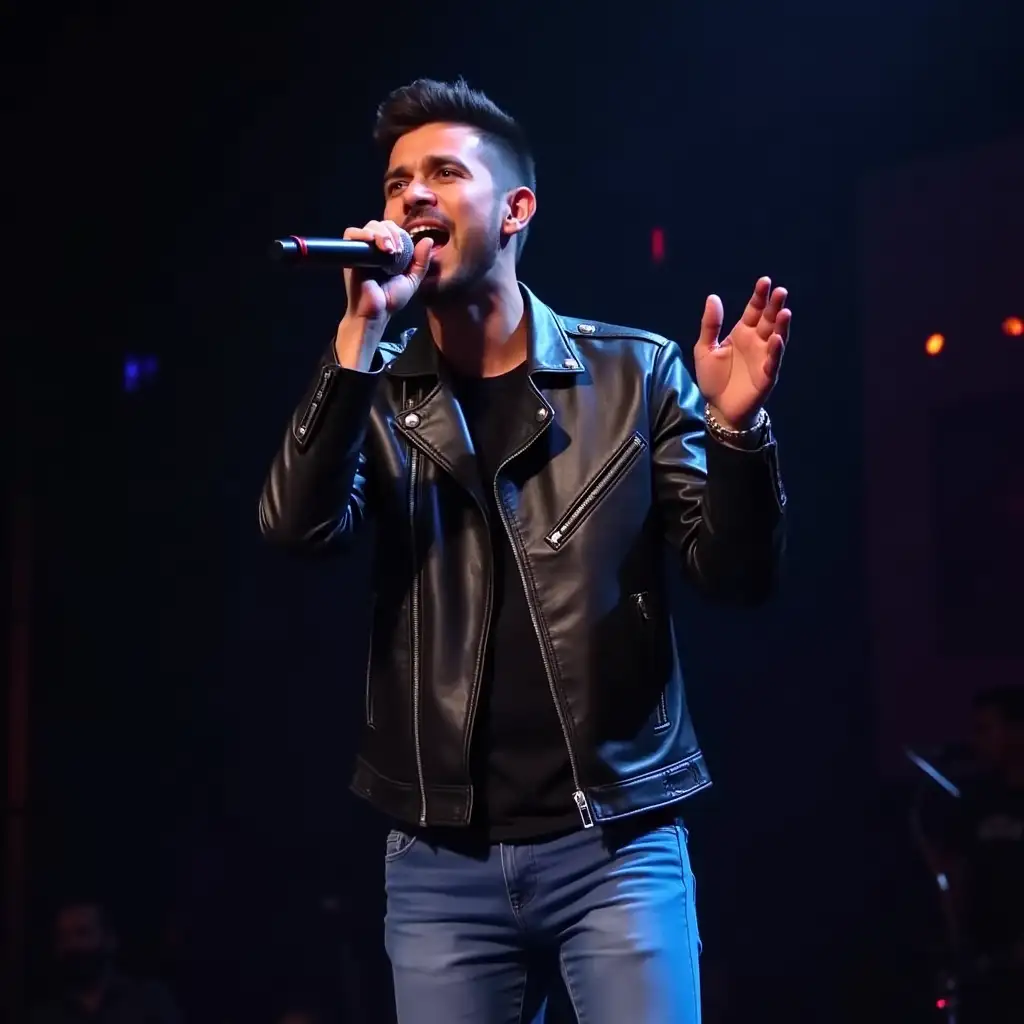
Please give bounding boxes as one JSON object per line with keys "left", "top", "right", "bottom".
{"left": 650, "top": 338, "right": 786, "bottom": 604}
{"left": 258, "top": 343, "right": 384, "bottom": 553}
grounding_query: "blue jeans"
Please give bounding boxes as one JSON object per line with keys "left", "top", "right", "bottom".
{"left": 383, "top": 815, "right": 701, "bottom": 1023}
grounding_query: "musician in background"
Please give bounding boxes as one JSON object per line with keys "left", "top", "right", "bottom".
{"left": 921, "top": 685, "right": 1024, "bottom": 1021}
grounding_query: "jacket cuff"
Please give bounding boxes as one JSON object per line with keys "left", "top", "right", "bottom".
{"left": 704, "top": 434, "right": 787, "bottom": 534}
{"left": 291, "top": 342, "right": 385, "bottom": 452}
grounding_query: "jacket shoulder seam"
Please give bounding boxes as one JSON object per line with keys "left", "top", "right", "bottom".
{"left": 557, "top": 315, "right": 670, "bottom": 348}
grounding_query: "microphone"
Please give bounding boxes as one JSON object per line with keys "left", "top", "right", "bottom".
{"left": 268, "top": 231, "right": 415, "bottom": 276}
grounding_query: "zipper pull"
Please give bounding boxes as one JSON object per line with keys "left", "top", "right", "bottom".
{"left": 634, "top": 593, "right": 651, "bottom": 621}
{"left": 573, "top": 790, "right": 595, "bottom": 829}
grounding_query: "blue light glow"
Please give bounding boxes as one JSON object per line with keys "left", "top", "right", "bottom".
{"left": 124, "top": 354, "right": 159, "bottom": 393}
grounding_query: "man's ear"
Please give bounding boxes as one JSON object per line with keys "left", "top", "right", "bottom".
{"left": 501, "top": 186, "right": 537, "bottom": 244}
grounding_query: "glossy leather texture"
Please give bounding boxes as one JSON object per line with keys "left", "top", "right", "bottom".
{"left": 259, "top": 286, "right": 786, "bottom": 830}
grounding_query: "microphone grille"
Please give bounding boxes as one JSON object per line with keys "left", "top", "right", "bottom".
{"left": 383, "top": 228, "right": 415, "bottom": 276}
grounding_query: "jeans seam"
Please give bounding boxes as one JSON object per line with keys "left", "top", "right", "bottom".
{"left": 514, "top": 965, "right": 530, "bottom": 1024}
{"left": 558, "top": 950, "right": 585, "bottom": 1024}
{"left": 673, "top": 825, "right": 701, "bottom": 1020}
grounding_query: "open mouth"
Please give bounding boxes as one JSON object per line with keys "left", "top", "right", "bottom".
{"left": 407, "top": 224, "right": 451, "bottom": 250}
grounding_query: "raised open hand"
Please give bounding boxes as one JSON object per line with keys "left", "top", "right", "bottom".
{"left": 693, "top": 277, "right": 791, "bottom": 429}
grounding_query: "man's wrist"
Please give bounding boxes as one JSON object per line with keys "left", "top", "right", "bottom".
{"left": 334, "top": 316, "right": 387, "bottom": 372}
{"left": 704, "top": 404, "right": 770, "bottom": 448}
{"left": 706, "top": 404, "right": 759, "bottom": 432}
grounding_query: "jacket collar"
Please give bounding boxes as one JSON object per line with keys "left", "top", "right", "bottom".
{"left": 384, "top": 283, "right": 585, "bottom": 378}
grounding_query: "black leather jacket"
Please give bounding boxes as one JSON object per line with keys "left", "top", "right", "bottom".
{"left": 259, "top": 285, "right": 786, "bottom": 831}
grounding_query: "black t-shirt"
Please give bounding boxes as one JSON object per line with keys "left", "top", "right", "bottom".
{"left": 950, "top": 777, "right": 1024, "bottom": 952}
{"left": 441, "top": 360, "right": 580, "bottom": 842}
{"left": 31, "top": 976, "right": 180, "bottom": 1024}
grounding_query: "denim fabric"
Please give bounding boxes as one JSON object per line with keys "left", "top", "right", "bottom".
{"left": 384, "top": 817, "right": 701, "bottom": 1023}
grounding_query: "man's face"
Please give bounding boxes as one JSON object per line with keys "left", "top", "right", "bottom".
{"left": 383, "top": 122, "right": 510, "bottom": 300}
{"left": 971, "top": 705, "right": 1024, "bottom": 773}
{"left": 54, "top": 905, "right": 113, "bottom": 988}
{"left": 55, "top": 904, "right": 107, "bottom": 958}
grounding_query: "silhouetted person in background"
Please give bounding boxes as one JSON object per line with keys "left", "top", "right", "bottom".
{"left": 958, "top": 686, "right": 1024, "bottom": 1020}
{"left": 275, "top": 1004, "right": 326, "bottom": 1024}
{"left": 920, "top": 687, "right": 1024, "bottom": 1021}
{"left": 31, "top": 899, "right": 181, "bottom": 1024}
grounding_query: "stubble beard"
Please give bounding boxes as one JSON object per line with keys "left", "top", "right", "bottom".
{"left": 418, "top": 223, "right": 504, "bottom": 309}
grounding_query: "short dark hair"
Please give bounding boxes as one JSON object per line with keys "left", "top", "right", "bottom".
{"left": 974, "top": 685, "right": 1024, "bottom": 722}
{"left": 373, "top": 78, "right": 536, "bottom": 258}
{"left": 52, "top": 895, "right": 112, "bottom": 932}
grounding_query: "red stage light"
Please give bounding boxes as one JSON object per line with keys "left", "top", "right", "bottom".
{"left": 650, "top": 227, "right": 665, "bottom": 263}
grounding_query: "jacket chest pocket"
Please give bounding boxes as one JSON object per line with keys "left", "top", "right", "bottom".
{"left": 545, "top": 432, "right": 647, "bottom": 550}
{"left": 633, "top": 591, "right": 670, "bottom": 733}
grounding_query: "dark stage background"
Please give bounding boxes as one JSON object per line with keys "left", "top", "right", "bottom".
{"left": 5, "top": 2, "right": 1024, "bottom": 1022}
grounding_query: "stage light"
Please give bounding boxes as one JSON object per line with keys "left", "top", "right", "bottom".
{"left": 124, "top": 355, "right": 159, "bottom": 393}
{"left": 936, "top": 998, "right": 947, "bottom": 1009}
{"left": 1002, "top": 316, "right": 1023, "bottom": 337}
{"left": 650, "top": 227, "right": 665, "bottom": 264}
{"left": 925, "top": 333, "right": 945, "bottom": 356}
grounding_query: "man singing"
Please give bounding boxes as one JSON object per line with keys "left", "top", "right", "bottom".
{"left": 260, "top": 78, "right": 790, "bottom": 1024}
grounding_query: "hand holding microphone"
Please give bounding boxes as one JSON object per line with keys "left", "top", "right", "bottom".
{"left": 337, "top": 221, "right": 433, "bottom": 370}
{"left": 274, "top": 220, "right": 433, "bottom": 371}
{"left": 337, "top": 220, "right": 434, "bottom": 321}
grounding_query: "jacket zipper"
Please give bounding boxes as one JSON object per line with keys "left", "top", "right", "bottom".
{"left": 462, "top": 531, "right": 494, "bottom": 801}
{"left": 634, "top": 592, "right": 669, "bottom": 729}
{"left": 545, "top": 433, "right": 647, "bottom": 549}
{"left": 365, "top": 596, "right": 376, "bottom": 728}
{"left": 408, "top": 442, "right": 428, "bottom": 827}
{"left": 656, "top": 690, "right": 670, "bottom": 729}
{"left": 494, "top": 404, "right": 594, "bottom": 829}
{"left": 295, "top": 366, "right": 334, "bottom": 444}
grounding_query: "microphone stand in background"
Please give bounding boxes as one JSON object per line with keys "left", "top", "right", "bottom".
{"left": 905, "top": 746, "right": 970, "bottom": 1024}
{"left": 905, "top": 749, "right": 962, "bottom": 800}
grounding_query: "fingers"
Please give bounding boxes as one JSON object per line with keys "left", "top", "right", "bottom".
{"left": 696, "top": 294, "right": 724, "bottom": 353}
{"left": 759, "top": 294, "right": 790, "bottom": 382}
{"left": 343, "top": 219, "right": 406, "bottom": 255}
{"left": 378, "top": 236, "right": 434, "bottom": 314}
{"left": 762, "top": 334, "right": 785, "bottom": 378}
{"left": 740, "top": 276, "right": 772, "bottom": 327}
{"left": 742, "top": 277, "right": 791, "bottom": 352}
{"left": 772, "top": 305, "right": 792, "bottom": 346}
{"left": 754, "top": 286, "right": 788, "bottom": 341}
{"left": 405, "top": 237, "right": 435, "bottom": 284}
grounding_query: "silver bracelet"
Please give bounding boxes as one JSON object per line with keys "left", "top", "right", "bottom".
{"left": 704, "top": 404, "right": 769, "bottom": 444}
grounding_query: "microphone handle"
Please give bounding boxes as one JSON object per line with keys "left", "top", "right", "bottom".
{"left": 268, "top": 234, "right": 414, "bottom": 276}
{"left": 268, "top": 237, "right": 391, "bottom": 266}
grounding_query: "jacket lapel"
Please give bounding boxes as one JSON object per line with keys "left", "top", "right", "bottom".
{"left": 386, "top": 285, "right": 585, "bottom": 503}
{"left": 494, "top": 286, "right": 585, "bottom": 471}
